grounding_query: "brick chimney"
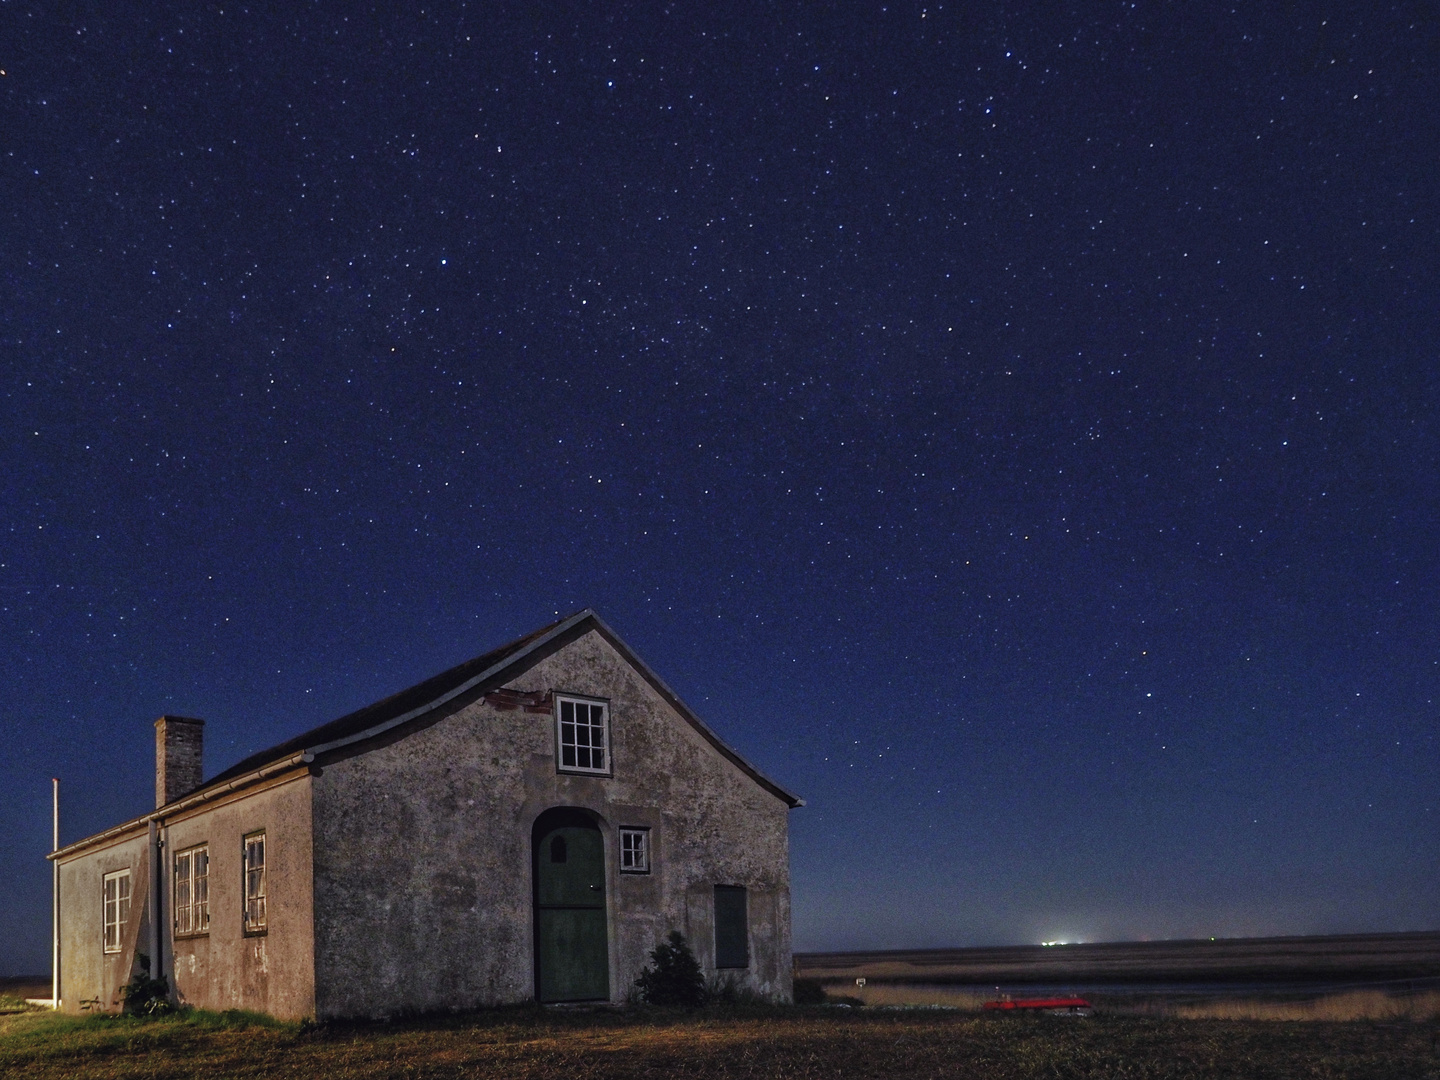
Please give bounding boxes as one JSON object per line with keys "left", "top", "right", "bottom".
{"left": 155, "top": 715, "right": 205, "bottom": 808}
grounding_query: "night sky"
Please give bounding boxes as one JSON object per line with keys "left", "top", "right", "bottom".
{"left": 3, "top": 2, "right": 1438, "bottom": 975}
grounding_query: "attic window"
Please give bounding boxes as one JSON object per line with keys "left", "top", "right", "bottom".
{"left": 555, "top": 695, "right": 610, "bottom": 775}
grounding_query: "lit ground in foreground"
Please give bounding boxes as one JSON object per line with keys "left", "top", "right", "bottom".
{"left": 2, "top": 1005, "right": 1438, "bottom": 1080}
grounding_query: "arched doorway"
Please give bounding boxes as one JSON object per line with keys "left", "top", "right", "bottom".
{"left": 532, "top": 808, "right": 609, "bottom": 1002}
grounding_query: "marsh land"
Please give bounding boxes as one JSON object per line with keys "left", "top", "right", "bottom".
{"left": 795, "top": 930, "right": 1440, "bottom": 986}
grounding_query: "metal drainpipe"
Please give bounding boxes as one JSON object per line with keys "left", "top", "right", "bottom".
{"left": 160, "top": 822, "right": 171, "bottom": 1000}
{"left": 147, "top": 820, "right": 161, "bottom": 988}
{"left": 52, "top": 778, "right": 60, "bottom": 1010}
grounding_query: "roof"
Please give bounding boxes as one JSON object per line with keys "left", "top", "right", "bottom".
{"left": 197, "top": 608, "right": 803, "bottom": 804}
{"left": 52, "top": 609, "right": 800, "bottom": 861}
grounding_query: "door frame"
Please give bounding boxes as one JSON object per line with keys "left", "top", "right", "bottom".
{"left": 531, "top": 806, "right": 611, "bottom": 1002}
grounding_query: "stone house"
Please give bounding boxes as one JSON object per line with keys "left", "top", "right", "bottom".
{"left": 49, "top": 610, "right": 801, "bottom": 1018}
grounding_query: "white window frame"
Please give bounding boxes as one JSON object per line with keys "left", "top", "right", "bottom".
{"left": 173, "top": 843, "right": 210, "bottom": 937}
{"left": 243, "top": 831, "right": 267, "bottom": 935}
{"left": 619, "top": 827, "right": 650, "bottom": 874}
{"left": 103, "top": 869, "right": 131, "bottom": 954}
{"left": 554, "top": 694, "right": 611, "bottom": 776}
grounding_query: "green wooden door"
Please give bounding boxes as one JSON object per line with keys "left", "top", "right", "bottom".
{"left": 535, "top": 822, "right": 609, "bottom": 1002}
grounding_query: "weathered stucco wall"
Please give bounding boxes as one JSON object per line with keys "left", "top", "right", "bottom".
{"left": 57, "top": 831, "right": 152, "bottom": 1013}
{"left": 311, "top": 626, "right": 793, "bottom": 1018}
{"left": 165, "top": 774, "right": 316, "bottom": 1019}
{"left": 56, "top": 774, "right": 315, "bottom": 1019}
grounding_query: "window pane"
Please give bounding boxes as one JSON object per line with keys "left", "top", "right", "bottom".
{"left": 104, "top": 874, "right": 123, "bottom": 952}
{"left": 195, "top": 848, "right": 209, "bottom": 930}
{"left": 714, "top": 885, "right": 749, "bottom": 968}
{"left": 245, "top": 835, "right": 267, "bottom": 931}
{"left": 619, "top": 829, "right": 648, "bottom": 872}
{"left": 174, "top": 848, "right": 209, "bottom": 935}
{"left": 557, "top": 698, "right": 609, "bottom": 773}
{"left": 175, "top": 852, "right": 191, "bottom": 935}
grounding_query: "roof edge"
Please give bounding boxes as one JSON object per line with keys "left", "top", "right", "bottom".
{"left": 300, "top": 608, "right": 598, "bottom": 762}
{"left": 581, "top": 611, "right": 804, "bottom": 808}
{"left": 50, "top": 752, "right": 311, "bottom": 861}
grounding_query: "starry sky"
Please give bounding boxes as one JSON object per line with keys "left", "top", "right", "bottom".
{"left": 3, "top": 2, "right": 1437, "bottom": 974}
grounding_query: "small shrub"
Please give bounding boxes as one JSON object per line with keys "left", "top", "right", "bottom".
{"left": 120, "top": 954, "right": 173, "bottom": 1017}
{"left": 635, "top": 931, "right": 708, "bottom": 1008}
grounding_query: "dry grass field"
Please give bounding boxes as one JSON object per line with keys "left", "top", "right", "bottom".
{"left": 1, "top": 1005, "right": 1438, "bottom": 1080}
{"left": 847, "top": 981, "right": 1440, "bottom": 1021}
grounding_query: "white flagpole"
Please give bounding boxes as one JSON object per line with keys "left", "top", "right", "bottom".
{"left": 51, "top": 777, "right": 59, "bottom": 1010}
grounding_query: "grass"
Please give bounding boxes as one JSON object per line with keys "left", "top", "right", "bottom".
{"left": 1166, "top": 989, "right": 1440, "bottom": 1022}
{"left": 1, "top": 1004, "right": 1437, "bottom": 1080}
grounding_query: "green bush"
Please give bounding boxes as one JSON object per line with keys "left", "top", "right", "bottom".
{"left": 120, "top": 954, "right": 173, "bottom": 1017}
{"left": 634, "top": 931, "right": 708, "bottom": 1008}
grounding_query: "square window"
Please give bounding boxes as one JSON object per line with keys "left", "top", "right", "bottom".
{"left": 174, "top": 844, "right": 210, "bottom": 937}
{"left": 555, "top": 696, "right": 610, "bottom": 775}
{"left": 619, "top": 827, "right": 650, "bottom": 873}
{"left": 103, "top": 869, "right": 131, "bottom": 954}
{"left": 244, "top": 832, "right": 267, "bottom": 935}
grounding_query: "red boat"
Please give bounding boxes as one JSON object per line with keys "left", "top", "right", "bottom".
{"left": 983, "top": 997, "right": 1092, "bottom": 1016}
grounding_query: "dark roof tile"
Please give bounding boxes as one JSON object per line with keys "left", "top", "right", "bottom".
{"left": 205, "top": 613, "right": 572, "bottom": 786}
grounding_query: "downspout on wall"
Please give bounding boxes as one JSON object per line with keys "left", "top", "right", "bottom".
{"left": 148, "top": 819, "right": 161, "bottom": 994}
{"left": 51, "top": 777, "right": 59, "bottom": 1010}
